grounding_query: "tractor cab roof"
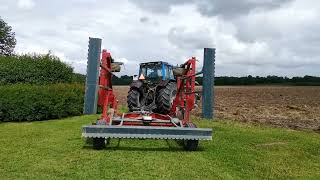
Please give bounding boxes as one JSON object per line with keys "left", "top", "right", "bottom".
{"left": 140, "top": 61, "right": 173, "bottom": 67}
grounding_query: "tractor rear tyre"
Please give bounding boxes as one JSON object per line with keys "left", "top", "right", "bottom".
{"left": 183, "top": 122, "right": 199, "bottom": 151}
{"left": 127, "top": 88, "right": 142, "bottom": 111}
{"left": 156, "top": 82, "right": 177, "bottom": 114}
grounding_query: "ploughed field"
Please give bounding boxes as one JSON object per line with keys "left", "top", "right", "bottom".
{"left": 114, "top": 86, "right": 320, "bottom": 132}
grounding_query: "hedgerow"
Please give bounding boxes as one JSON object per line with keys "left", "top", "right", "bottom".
{"left": 0, "top": 54, "right": 75, "bottom": 85}
{"left": 0, "top": 83, "right": 84, "bottom": 122}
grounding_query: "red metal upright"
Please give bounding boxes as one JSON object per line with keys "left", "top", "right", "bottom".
{"left": 97, "top": 50, "right": 118, "bottom": 123}
{"left": 172, "top": 57, "right": 197, "bottom": 125}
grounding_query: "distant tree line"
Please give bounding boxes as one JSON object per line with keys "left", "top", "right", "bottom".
{"left": 105, "top": 75, "right": 320, "bottom": 86}
{"left": 211, "top": 75, "right": 320, "bottom": 86}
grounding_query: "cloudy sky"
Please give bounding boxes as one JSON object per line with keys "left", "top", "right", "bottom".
{"left": 1, "top": 0, "right": 319, "bottom": 76}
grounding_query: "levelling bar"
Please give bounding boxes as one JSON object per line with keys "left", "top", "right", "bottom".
{"left": 82, "top": 125, "right": 212, "bottom": 140}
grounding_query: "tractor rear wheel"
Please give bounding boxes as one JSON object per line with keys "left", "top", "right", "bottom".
{"left": 183, "top": 122, "right": 199, "bottom": 151}
{"left": 127, "top": 88, "right": 143, "bottom": 111}
{"left": 156, "top": 82, "right": 177, "bottom": 114}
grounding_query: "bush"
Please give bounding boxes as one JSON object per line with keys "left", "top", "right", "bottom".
{"left": 0, "top": 54, "right": 74, "bottom": 85}
{"left": 0, "top": 83, "right": 84, "bottom": 122}
{"left": 71, "top": 73, "right": 86, "bottom": 84}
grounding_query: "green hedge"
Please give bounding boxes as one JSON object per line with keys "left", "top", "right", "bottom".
{"left": 0, "top": 54, "right": 74, "bottom": 85}
{"left": 0, "top": 83, "right": 84, "bottom": 122}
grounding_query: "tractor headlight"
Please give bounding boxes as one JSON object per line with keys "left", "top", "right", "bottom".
{"left": 142, "top": 116, "right": 153, "bottom": 121}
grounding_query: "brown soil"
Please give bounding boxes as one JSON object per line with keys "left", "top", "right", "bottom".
{"left": 113, "top": 86, "right": 320, "bottom": 132}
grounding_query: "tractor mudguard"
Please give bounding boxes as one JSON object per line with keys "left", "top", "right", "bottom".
{"left": 156, "top": 80, "right": 176, "bottom": 91}
{"left": 157, "top": 80, "right": 170, "bottom": 88}
{"left": 130, "top": 80, "right": 143, "bottom": 90}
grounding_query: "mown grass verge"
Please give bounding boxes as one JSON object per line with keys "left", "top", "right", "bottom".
{"left": 0, "top": 115, "right": 319, "bottom": 179}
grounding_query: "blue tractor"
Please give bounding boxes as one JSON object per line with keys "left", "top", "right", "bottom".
{"left": 127, "top": 61, "right": 177, "bottom": 114}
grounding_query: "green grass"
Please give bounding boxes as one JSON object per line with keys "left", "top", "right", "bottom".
{"left": 117, "top": 105, "right": 129, "bottom": 114}
{"left": 0, "top": 115, "right": 319, "bottom": 179}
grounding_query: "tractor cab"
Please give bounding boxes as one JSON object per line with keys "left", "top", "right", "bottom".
{"left": 128, "top": 61, "right": 177, "bottom": 113}
{"left": 138, "top": 61, "right": 175, "bottom": 82}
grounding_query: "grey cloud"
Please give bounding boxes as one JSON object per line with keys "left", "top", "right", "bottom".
{"left": 196, "top": 0, "right": 293, "bottom": 19}
{"left": 130, "top": 0, "right": 192, "bottom": 14}
{"left": 168, "top": 26, "right": 214, "bottom": 49}
{"left": 139, "top": 16, "right": 149, "bottom": 23}
{"left": 232, "top": 2, "right": 320, "bottom": 69}
{"left": 131, "top": 0, "right": 292, "bottom": 19}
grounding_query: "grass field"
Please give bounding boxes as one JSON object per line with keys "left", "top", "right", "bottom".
{"left": 0, "top": 115, "right": 319, "bottom": 179}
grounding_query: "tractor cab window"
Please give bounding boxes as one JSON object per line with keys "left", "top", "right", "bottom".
{"left": 140, "top": 65, "right": 162, "bottom": 80}
{"left": 166, "top": 66, "right": 174, "bottom": 80}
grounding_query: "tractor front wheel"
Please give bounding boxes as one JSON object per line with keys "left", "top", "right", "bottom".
{"left": 92, "top": 120, "right": 107, "bottom": 150}
{"left": 93, "top": 138, "right": 105, "bottom": 150}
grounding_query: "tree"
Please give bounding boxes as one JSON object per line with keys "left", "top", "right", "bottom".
{"left": 0, "top": 17, "right": 16, "bottom": 56}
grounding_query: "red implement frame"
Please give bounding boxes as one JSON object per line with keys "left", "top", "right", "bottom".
{"left": 171, "top": 57, "right": 197, "bottom": 125}
{"left": 98, "top": 50, "right": 198, "bottom": 127}
{"left": 97, "top": 50, "right": 117, "bottom": 122}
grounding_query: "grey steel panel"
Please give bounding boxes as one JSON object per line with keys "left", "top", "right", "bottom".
{"left": 82, "top": 125, "right": 212, "bottom": 140}
{"left": 83, "top": 38, "right": 102, "bottom": 114}
{"left": 202, "top": 48, "right": 215, "bottom": 119}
